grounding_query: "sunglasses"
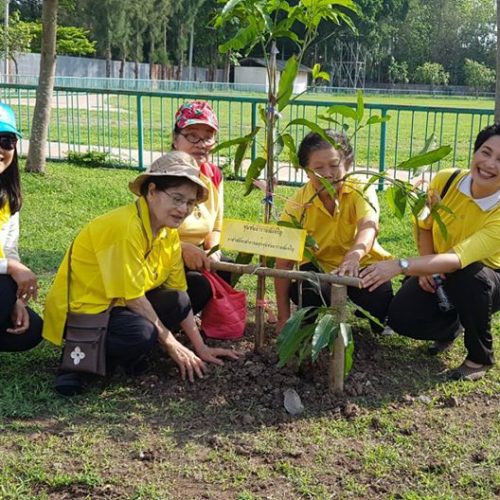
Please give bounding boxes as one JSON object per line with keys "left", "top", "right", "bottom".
{"left": 0, "top": 135, "right": 17, "bottom": 151}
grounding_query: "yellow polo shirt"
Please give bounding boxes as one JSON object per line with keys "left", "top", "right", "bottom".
{"left": 418, "top": 169, "right": 500, "bottom": 269}
{"left": 178, "top": 171, "right": 223, "bottom": 246}
{"left": 43, "top": 197, "right": 187, "bottom": 346}
{"left": 280, "top": 178, "right": 391, "bottom": 272}
{"left": 0, "top": 202, "right": 11, "bottom": 259}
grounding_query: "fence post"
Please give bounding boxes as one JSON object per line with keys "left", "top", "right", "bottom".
{"left": 251, "top": 102, "right": 257, "bottom": 163}
{"left": 378, "top": 107, "right": 388, "bottom": 191}
{"left": 137, "top": 94, "right": 145, "bottom": 170}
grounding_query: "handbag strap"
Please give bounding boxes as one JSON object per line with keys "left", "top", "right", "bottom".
{"left": 66, "top": 239, "right": 116, "bottom": 315}
{"left": 135, "top": 199, "right": 153, "bottom": 259}
{"left": 440, "top": 169, "right": 461, "bottom": 200}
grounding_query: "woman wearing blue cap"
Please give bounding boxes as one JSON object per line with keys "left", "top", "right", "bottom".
{"left": 0, "top": 102, "right": 42, "bottom": 352}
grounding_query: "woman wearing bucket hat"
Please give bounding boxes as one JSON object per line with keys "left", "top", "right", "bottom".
{"left": 0, "top": 102, "right": 43, "bottom": 353}
{"left": 172, "top": 101, "right": 230, "bottom": 313}
{"left": 43, "top": 151, "right": 238, "bottom": 396}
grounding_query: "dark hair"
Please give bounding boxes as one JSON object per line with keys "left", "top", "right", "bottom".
{"left": 474, "top": 123, "right": 500, "bottom": 152}
{"left": 171, "top": 125, "right": 182, "bottom": 150}
{"left": 0, "top": 147, "right": 22, "bottom": 214}
{"left": 139, "top": 174, "right": 205, "bottom": 201}
{"left": 298, "top": 130, "right": 354, "bottom": 169}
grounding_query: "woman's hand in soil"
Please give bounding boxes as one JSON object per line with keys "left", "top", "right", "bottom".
{"left": 6, "top": 299, "right": 30, "bottom": 334}
{"left": 196, "top": 344, "right": 239, "bottom": 366}
{"left": 162, "top": 336, "right": 206, "bottom": 382}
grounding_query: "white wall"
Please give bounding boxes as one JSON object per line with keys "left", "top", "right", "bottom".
{"left": 234, "top": 66, "right": 309, "bottom": 93}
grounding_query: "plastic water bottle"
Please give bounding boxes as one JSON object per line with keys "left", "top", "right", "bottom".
{"left": 432, "top": 274, "right": 454, "bottom": 312}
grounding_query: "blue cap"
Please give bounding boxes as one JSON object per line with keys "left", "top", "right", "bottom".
{"left": 0, "top": 103, "right": 21, "bottom": 138}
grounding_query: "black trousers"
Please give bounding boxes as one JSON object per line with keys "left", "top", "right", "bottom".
{"left": 290, "top": 263, "right": 394, "bottom": 328}
{"left": 388, "top": 263, "right": 500, "bottom": 365}
{"left": 105, "top": 288, "right": 192, "bottom": 367}
{"left": 185, "top": 254, "right": 233, "bottom": 314}
{"left": 0, "top": 275, "right": 43, "bottom": 352}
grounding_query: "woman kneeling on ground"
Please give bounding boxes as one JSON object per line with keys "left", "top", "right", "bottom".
{"left": 0, "top": 103, "right": 42, "bottom": 354}
{"left": 360, "top": 123, "right": 500, "bottom": 381}
{"left": 43, "top": 151, "right": 237, "bottom": 396}
{"left": 274, "top": 130, "right": 393, "bottom": 335}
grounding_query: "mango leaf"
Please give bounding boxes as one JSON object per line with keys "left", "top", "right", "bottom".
{"left": 366, "top": 114, "right": 391, "bottom": 125}
{"left": 339, "top": 323, "right": 354, "bottom": 377}
{"left": 303, "top": 247, "right": 323, "bottom": 272}
{"left": 275, "top": 134, "right": 284, "bottom": 157}
{"left": 258, "top": 105, "right": 267, "bottom": 125}
{"left": 221, "top": 0, "right": 244, "bottom": 16}
{"left": 385, "top": 185, "right": 407, "bottom": 219}
{"left": 311, "top": 63, "right": 329, "bottom": 82}
{"left": 418, "top": 133, "right": 436, "bottom": 155}
{"left": 244, "top": 156, "right": 267, "bottom": 195}
{"left": 318, "top": 176, "right": 336, "bottom": 198}
{"left": 286, "top": 118, "right": 328, "bottom": 138}
{"left": 277, "top": 307, "right": 316, "bottom": 367}
{"left": 410, "top": 194, "right": 427, "bottom": 221}
{"left": 219, "top": 25, "right": 259, "bottom": 53}
{"left": 233, "top": 127, "right": 261, "bottom": 176}
{"left": 326, "top": 104, "right": 358, "bottom": 121}
{"left": 212, "top": 135, "right": 253, "bottom": 154}
{"left": 363, "top": 174, "right": 383, "bottom": 192}
{"left": 312, "top": 314, "right": 338, "bottom": 362}
{"left": 206, "top": 244, "right": 220, "bottom": 257}
{"left": 280, "top": 133, "right": 300, "bottom": 168}
{"left": 277, "top": 55, "right": 299, "bottom": 111}
{"left": 277, "top": 219, "right": 303, "bottom": 229}
{"left": 305, "top": 234, "right": 317, "bottom": 249}
{"left": 318, "top": 114, "right": 342, "bottom": 127}
{"left": 356, "top": 90, "right": 364, "bottom": 122}
{"left": 396, "top": 145, "right": 452, "bottom": 175}
{"left": 272, "top": 29, "right": 300, "bottom": 43}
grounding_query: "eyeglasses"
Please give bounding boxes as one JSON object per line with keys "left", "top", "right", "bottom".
{"left": 0, "top": 135, "right": 17, "bottom": 151}
{"left": 179, "top": 132, "right": 217, "bottom": 146}
{"left": 163, "top": 191, "right": 197, "bottom": 211}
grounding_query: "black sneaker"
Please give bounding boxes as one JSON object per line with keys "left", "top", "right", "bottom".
{"left": 54, "top": 371, "right": 83, "bottom": 396}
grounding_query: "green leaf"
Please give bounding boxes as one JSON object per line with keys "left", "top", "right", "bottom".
{"left": 233, "top": 127, "right": 261, "bottom": 176}
{"left": 356, "top": 90, "right": 364, "bottom": 122}
{"left": 277, "top": 55, "right": 299, "bottom": 111}
{"left": 275, "top": 134, "right": 284, "bottom": 157}
{"left": 280, "top": 132, "right": 300, "bottom": 168}
{"left": 286, "top": 118, "right": 329, "bottom": 138}
{"left": 318, "top": 176, "right": 336, "bottom": 198}
{"left": 219, "top": 25, "right": 258, "bottom": 53}
{"left": 206, "top": 244, "right": 220, "bottom": 257}
{"left": 312, "top": 314, "right": 338, "bottom": 362}
{"left": 418, "top": 133, "right": 436, "bottom": 155}
{"left": 339, "top": 323, "right": 354, "bottom": 377}
{"left": 366, "top": 115, "right": 391, "bottom": 125}
{"left": 221, "top": 0, "right": 244, "bottom": 16}
{"left": 211, "top": 135, "right": 252, "bottom": 154}
{"left": 318, "top": 114, "right": 342, "bottom": 127}
{"left": 231, "top": 252, "right": 254, "bottom": 286}
{"left": 277, "top": 307, "right": 316, "bottom": 367}
{"left": 396, "top": 146, "right": 452, "bottom": 175}
{"left": 385, "top": 185, "right": 407, "bottom": 219}
{"left": 272, "top": 29, "right": 300, "bottom": 43}
{"left": 311, "top": 63, "right": 330, "bottom": 82}
{"left": 326, "top": 104, "right": 358, "bottom": 121}
{"left": 244, "top": 156, "right": 267, "bottom": 195}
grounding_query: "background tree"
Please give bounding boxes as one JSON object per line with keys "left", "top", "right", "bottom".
{"left": 0, "top": 11, "right": 34, "bottom": 74}
{"left": 413, "top": 62, "right": 449, "bottom": 86}
{"left": 388, "top": 58, "right": 409, "bottom": 84}
{"left": 25, "top": 0, "right": 58, "bottom": 173}
{"left": 464, "top": 58, "right": 495, "bottom": 95}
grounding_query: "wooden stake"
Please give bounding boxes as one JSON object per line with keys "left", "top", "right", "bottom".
{"left": 329, "top": 284, "right": 348, "bottom": 394}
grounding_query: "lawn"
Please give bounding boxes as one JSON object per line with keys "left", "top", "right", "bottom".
{"left": 0, "top": 161, "right": 498, "bottom": 499}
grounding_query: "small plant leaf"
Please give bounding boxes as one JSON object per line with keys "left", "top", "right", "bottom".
{"left": 366, "top": 114, "right": 391, "bottom": 125}
{"left": 244, "top": 156, "right": 267, "bottom": 195}
{"left": 396, "top": 145, "right": 452, "bottom": 174}
{"left": 385, "top": 185, "right": 407, "bottom": 219}
{"left": 356, "top": 90, "right": 364, "bottom": 122}
{"left": 339, "top": 323, "right": 354, "bottom": 377}
{"left": 280, "top": 133, "right": 300, "bottom": 168}
{"left": 312, "top": 314, "right": 338, "bottom": 362}
{"left": 277, "top": 55, "right": 299, "bottom": 111}
{"left": 326, "top": 104, "right": 358, "bottom": 121}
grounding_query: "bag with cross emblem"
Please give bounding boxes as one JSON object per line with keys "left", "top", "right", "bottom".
{"left": 59, "top": 242, "right": 114, "bottom": 376}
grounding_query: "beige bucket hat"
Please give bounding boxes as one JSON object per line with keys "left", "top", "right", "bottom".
{"left": 129, "top": 151, "right": 208, "bottom": 202}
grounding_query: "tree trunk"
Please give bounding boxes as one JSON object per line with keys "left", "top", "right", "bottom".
{"left": 25, "top": 0, "right": 58, "bottom": 174}
{"left": 105, "top": 35, "right": 112, "bottom": 78}
{"left": 496, "top": 0, "right": 500, "bottom": 122}
{"left": 119, "top": 57, "right": 125, "bottom": 79}
{"left": 149, "top": 39, "right": 155, "bottom": 80}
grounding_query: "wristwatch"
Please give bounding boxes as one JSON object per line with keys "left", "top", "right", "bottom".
{"left": 398, "top": 258, "right": 410, "bottom": 275}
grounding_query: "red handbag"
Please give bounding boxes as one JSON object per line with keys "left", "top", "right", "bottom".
{"left": 200, "top": 270, "right": 247, "bottom": 340}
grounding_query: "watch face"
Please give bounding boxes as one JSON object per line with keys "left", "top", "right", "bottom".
{"left": 399, "top": 258, "right": 409, "bottom": 271}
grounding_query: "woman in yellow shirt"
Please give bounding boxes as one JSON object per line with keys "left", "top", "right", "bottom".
{"left": 361, "top": 124, "right": 500, "bottom": 380}
{"left": 275, "top": 130, "right": 393, "bottom": 334}
{"left": 0, "top": 102, "right": 42, "bottom": 353}
{"left": 172, "top": 101, "right": 228, "bottom": 313}
{"left": 43, "top": 151, "right": 237, "bottom": 396}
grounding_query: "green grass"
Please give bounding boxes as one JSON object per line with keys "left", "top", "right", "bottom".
{"left": 0, "top": 161, "right": 498, "bottom": 499}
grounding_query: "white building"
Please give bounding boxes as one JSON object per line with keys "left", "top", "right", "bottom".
{"left": 234, "top": 58, "right": 311, "bottom": 93}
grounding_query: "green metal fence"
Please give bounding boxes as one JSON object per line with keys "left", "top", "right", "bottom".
{"left": 0, "top": 82, "right": 494, "bottom": 187}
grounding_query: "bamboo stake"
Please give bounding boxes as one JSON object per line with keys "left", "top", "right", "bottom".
{"left": 329, "top": 284, "right": 348, "bottom": 394}
{"left": 210, "top": 261, "right": 362, "bottom": 288}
